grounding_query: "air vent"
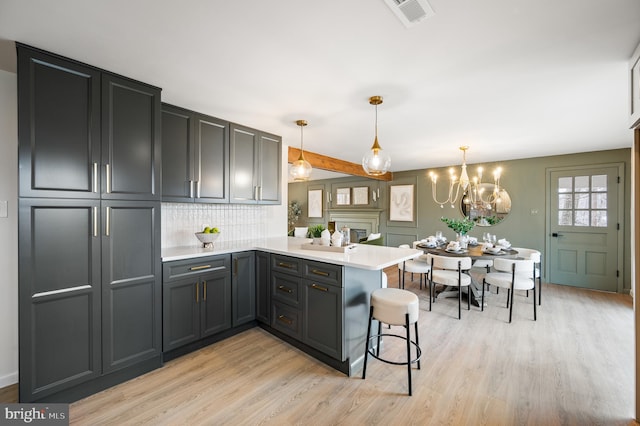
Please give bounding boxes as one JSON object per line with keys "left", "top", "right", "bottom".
{"left": 382, "top": 0, "right": 435, "bottom": 28}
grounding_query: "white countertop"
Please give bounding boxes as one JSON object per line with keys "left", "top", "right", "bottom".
{"left": 162, "top": 236, "right": 422, "bottom": 270}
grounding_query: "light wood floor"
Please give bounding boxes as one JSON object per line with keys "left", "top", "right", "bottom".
{"left": 4, "top": 267, "right": 636, "bottom": 425}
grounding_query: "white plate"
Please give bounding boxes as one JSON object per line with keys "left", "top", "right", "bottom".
{"left": 445, "top": 248, "right": 466, "bottom": 253}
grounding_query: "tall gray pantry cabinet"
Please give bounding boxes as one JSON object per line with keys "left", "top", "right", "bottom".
{"left": 17, "top": 44, "right": 162, "bottom": 402}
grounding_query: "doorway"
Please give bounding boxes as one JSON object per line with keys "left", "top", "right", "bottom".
{"left": 547, "top": 164, "right": 624, "bottom": 292}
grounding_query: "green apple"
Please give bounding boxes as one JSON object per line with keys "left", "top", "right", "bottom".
{"left": 212, "top": 227, "right": 219, "bottom": 233}
{"left": 203, "top": 226, "right": 211, "bottom": 233}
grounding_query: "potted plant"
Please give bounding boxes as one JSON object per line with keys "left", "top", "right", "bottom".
{"left": 307, "top": 224, "right": 326, "bottom": 244}
{"left": 441, "top": 216, "right": 475, "bottom": 247}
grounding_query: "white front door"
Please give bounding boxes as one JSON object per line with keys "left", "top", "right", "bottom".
{"left": 547, "top": 164, "right": 623, "bottom": 292}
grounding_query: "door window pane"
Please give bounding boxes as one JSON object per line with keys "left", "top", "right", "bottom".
{"left": 591, "top": 174, "right": 607, "bottom": 192}
{"left": 591, "top": 193, "right": 607, "bottom": 209}
{"left": 558, "top": 177, "right": 572, "bottom": 193}
{"left": 574, "top": 193, "right": 589, "bottom": 209}
{"left": 558, "top": 211, "right": 572, "bottom": 226}
{"left": 575, "top": 176, "right": 589, "bottom": 192}
{"left": 558, "top": 194, "right": 572, "bottom": 209}
{"left": 574, "top": 210, "right": 589, "bottom": 226}
{"left": 591, "top": 210, "right": 607, "bottom": 227}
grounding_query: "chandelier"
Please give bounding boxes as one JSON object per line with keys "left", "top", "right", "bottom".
{"left": 290, "top": 119, "right": 312, "bottom": 181}
{"left": 362, "top": 95, "right": 391, "bottom": 176}
{"left": 429, "top": 146, "right": 503, "bottom": 209}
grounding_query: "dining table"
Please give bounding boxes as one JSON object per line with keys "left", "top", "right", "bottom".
{"left": 415, "top": 242, "right": 520, "bottom": 306}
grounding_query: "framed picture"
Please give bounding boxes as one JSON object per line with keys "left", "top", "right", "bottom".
{"left": 308, "top": 189, "right": 323, "bottom": 218}
{"left": 336, "top": 188, "right": 351, "bottom": 205}
{"left": 389, "top": 184, "right": 414, "bottom": 222}
{"left": 352, "top": 186, "right": 369, "bottom": 205}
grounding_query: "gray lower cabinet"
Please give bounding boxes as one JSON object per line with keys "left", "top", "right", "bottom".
{"left": 102, "top": 201, "right": 162, "bottom": 373}
{"left": 162, "top": 255, "right": 231, "bottom": 352}
{"left": 18, "top": 199, "right": 161, "bottom": 402}
{"left": 232, "top": 251, "right": 256, "bottom": 326}
{"left": 269, "top": 254, "right": 344, "bottom": 360}
{"left": 255, "top": 251, "right": 271, "bottom": 324}
{"left": 302, "top": 261, "right": 344, "bottom": 360}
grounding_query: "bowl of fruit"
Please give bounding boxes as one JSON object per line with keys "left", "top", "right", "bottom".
{"left": 195, "top": 226, "right": 220, "bottom": 248}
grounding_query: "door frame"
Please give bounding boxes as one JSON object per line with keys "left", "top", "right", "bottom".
{"left": 545, "top": 162, "right": 625, "bottom": 292}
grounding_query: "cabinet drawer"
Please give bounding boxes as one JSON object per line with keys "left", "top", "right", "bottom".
{"left": 272, "top": 301, "right": 302, "bottom": 340}
{"left": 271, "top": 254, "right": 302, "bottom": 276}
{"left": 271, "top": 272, "right": 301, "bottom": 307}
{"left": 163, "top": 255, "right": 230, "bottom": 281}
{"left": 303, "top": 260, "right": 342, "bottom": 286}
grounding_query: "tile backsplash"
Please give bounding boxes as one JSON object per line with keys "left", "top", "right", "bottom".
{"left": 162, "top": 203, "right": 269, "bottom": 248}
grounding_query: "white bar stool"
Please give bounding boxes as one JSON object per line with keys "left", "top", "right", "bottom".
{"left": 362, "top": 288, "right": 421, "bottom": 396}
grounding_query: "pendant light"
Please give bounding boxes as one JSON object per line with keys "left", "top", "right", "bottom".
{"left": 290, "top": 119, "right": 312, "bottom": 181}
{"left": 362, "top": 95, "right": 391, "bottom": 176}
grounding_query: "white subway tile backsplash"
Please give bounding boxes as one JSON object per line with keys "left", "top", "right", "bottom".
{"left": 161, "top": 203, "right": 271, "bottom": 248}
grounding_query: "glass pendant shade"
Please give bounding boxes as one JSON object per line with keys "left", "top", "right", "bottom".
{"left": 362, "top": 96, "right": 391, "bottom": 176}
{"left": 290, "top": 119, "right": 312, "bottom": 181}
{"left": 362, "top": 136, "right": 391, "bottom": 176}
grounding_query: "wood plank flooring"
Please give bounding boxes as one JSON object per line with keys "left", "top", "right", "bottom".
{"left": 3, "top": 266, "right": 635, "bottom": 425}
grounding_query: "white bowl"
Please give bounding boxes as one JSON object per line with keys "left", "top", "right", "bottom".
{"left": 195, "top": 232, "right": 220, "bottom": 247}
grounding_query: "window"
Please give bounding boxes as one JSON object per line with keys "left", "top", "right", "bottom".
{"left": 557, "top": 174, "right": 607, "bottom": 227}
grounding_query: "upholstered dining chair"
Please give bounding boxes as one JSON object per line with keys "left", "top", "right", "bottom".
{"left": 482, "top": 257, "right": 536, "bottom": 323}
{"left": 511, "top": 247, "right": 542, "bottom": 305}
{"left": 427, "top": 254, "right": 473, "bottom": 319}
{"left": 397, "top": 244, "right": 432, "bottom": 310}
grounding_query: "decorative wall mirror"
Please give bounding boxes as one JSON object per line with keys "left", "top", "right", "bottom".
{"left": 460, "top": 183, "right": 512, "bottom": 226}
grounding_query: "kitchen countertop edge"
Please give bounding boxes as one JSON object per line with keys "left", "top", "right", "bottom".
{"left": 162, "top": 236, "right": 422, "bottom": 271}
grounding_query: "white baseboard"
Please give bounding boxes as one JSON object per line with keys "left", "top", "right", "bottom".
{"left": 0, "top": 371, "right": 18, "bottom": 389}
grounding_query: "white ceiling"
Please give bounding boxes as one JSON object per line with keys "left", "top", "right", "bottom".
{"left": 1, "top": 0, "right": 639, "bottom": 175}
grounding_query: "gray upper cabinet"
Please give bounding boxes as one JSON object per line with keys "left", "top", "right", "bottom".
{"left": 18, "top": 46, "right": 101, "bottom": 199}
{"left": 17, "top": 44, "right": 161, "bottom": 201}
{"left": 161, "top": 103, "right": 229, "bottom": 203}
{"left": 230, "top": 123, "right": 281, "bottom": 204}
{"left": 101, "top": 74, "right": 161, "bottom": 201}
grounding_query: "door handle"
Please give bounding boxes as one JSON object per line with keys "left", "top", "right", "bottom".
{"left": 551, "top": 232, "right": 562, "bottom": 237}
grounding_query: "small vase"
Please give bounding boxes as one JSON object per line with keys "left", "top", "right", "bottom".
{"left": 457, "top": 233, "right": 469, "bottom": 249}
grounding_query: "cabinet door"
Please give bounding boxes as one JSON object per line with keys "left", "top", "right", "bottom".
{"left": 19, "top": 199, "right": 101, "bottom": 402}
{"left": 229, "top": 124, "right": 258, "bottom": 203}
{"left": 195, "top": 114, "right": 229, "bottom": 203}
{"left": 102, "top": 201, "right": 161, "bottom": 373}
{"left": 17, "top": 45, "right": 101, "bottom": 199}
{"left": 303, "top": 279, "right": 344, "bottom": 360}
{"left": 255, "top": 251, "right": 271, "bottom": 324}
{"left": 162, "top": 277, "right": 200, "bottom": 352}
{"left": 200, "top": 269, "right": 232, "bottom": 337}
{"left": 102, "top": 74, "right": 161, "bottom": 201}
{"left": 161, "top": 104, "right": 194, "bottom": 202}
{"left": 232, "top": 252, "right": 256, "bottom": 326}
{"left": 257, "top": 132, "right": 281, "bottom": 204}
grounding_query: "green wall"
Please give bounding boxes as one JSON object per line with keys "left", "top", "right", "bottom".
{"left": 288, "top": 148, "right": 632, "bottom": 292}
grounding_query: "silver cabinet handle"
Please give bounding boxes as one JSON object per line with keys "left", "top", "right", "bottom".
{"left": 105, "top": 206, "right": 110, "bottom": 236}
{"left": 105, "top": 164, "right": 111, "bottom": 194}
{"left": 93, "top": 207, "right": 98, "bottom": 237}
{"left": 259, "top": 186, "right": 263, "bottom": 200}
{"left": 197, "top": 181, "right": 201, "bottom": 199}
{"left": 93, "top": 163, "right": 98, "bottom": 193}
{"left": 189, "top": 180, "right": 194, "bottom": 198}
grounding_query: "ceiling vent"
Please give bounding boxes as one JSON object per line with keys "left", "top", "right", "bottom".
{"left": 382, "top": 0, "right": 435, "bottom": 28}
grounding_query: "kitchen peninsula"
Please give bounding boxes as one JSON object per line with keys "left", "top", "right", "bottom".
{"left": 162, "top": 237, "right": 421, "bottom": 376}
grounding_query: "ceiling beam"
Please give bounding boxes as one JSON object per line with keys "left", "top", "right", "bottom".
{"left": 288, "top": 147, "right": 393, "bottom": 181}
